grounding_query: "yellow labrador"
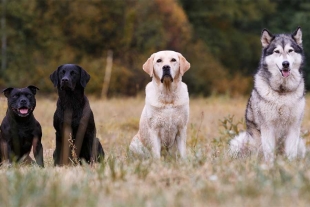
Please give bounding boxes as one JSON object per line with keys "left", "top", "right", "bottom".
{"left": 129, "top": 50, "right": 190, "bottom": 159}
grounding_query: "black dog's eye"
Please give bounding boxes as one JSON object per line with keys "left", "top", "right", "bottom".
{"left": 274, "top": 50, "right": 280, "bottom": 54}
{"left": 156, "top": 59, "right": 162, "bottom": 63}
{"left": 27, "top": 94, "right": 32, "bottom": 98}
{"left": 171, "top": 58, "right": 176, "bottom": 62}
{"left": 61, "top": 70, "right": 66, "bottom": 74}
{"left": 70, "top": 71, "right": 75, "bottom": 75}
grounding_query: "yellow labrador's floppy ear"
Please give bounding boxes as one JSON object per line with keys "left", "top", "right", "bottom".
{"left": 177, "top": 53, "right": 190, "bottom": 76}
{"left": 143, "top": 54, "right": 155, "bottom": 77}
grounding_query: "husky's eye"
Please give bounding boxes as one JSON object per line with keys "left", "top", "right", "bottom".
{"left": 288, "top": 49, "right": 294, "bottom": 53}
{"left": 156, "top": 59, "right": 162, "bottom": 63}
{"left": 274, "top": 50, "right": 280, "bottom": 54}
{"left": 171, "top": 58, "right": 176, "bottom": 62}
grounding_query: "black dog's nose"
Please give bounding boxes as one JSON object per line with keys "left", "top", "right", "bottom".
{"left": 20, "top": 99, "right": 27, "bottom": 104}
{"left": 163, "top": 65, "right": 170, "bottom": 72}
{"left": 62, "top": 78, "right": 69, "bottom": 82}
{"left": 282, "top": 61, "right": 290, "bottom": 68}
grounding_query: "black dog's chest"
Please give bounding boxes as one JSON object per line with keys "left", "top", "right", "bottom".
{"left": 7, "top": 124, "right": 35, "bottom": 154}
{"left": 54, "top": 109, "right": 84, "bottom": 139}
{"left": 10, "top": 125, "right": 33, "bottom": 142}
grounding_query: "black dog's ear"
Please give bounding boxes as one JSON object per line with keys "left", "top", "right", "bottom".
{"left": 2, "top": 87, "right": 14, "bottom": 98}
{"left": 50, "top": 65, "right": 62, "bottom": 87}
{"left": 27, "top": 85, "right": 39, "bottom": 95}
{"left": 77, "top": 65, "right": 90, "bottom": 88}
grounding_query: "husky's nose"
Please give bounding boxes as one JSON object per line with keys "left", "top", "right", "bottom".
{"left": 282, "top": 61, "right": 290, "bottom": 68}
{"left": 163, "top": 65, "right": 170, "bottom": 72}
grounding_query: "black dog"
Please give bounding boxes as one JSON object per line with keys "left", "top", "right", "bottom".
{"left": 50, "top": 64, "right": 104, "bottom": 166}
{"left": 0, "top": 86, "right": 44, "bottom": 167}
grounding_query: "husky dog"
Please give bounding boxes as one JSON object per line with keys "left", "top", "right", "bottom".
{"left": 229, "top": 27, "right": 306, "bottom": 161}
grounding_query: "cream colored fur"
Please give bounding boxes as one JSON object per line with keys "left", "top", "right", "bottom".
{"left": 129, "top": 51, "right": 190, "bottom": 159}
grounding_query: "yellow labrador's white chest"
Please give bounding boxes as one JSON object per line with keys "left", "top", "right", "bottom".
{"left": 147, "top": 104, "right": 188, "bottom": 147}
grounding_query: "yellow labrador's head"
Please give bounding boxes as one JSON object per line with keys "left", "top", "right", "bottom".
{"left": 143, "top": 50, "right": 190, "bottom": 83}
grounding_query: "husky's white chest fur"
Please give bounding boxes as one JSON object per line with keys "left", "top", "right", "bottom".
{"left": 252, "top": 72, "right": 305, "bottom": 136}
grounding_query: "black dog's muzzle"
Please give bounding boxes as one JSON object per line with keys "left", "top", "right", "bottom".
{"left": 160, "top": 65, "right": 173, "bottom": 83}
{"left": 12, "top": 98, "right": 34, "bottom": 117}
{"left": 60, "top": 77, "right": 73, "bottom": 90}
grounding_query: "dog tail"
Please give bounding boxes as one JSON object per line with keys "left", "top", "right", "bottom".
{"left": 229, "top": 132, "right": 254, "bottom": 158}
{"left": 129, "top": 134, "right": 151, "bottom": 158}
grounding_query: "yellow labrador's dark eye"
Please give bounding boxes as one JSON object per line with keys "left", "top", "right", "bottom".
{"left": 288, "top": 49, "right": 294, "bottom": 53}
{"left": 171, "top": 58, "right": 176, "bottom": 62}
{"left": 156, "top": 59, "right": 162, "bottom": 63}
{"left": 274, "top": 50, "right": 280, "bottom": 54}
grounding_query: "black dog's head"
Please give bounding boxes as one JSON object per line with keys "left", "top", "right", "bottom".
{"left": 50, "top": 64, "right": 90, "bottom": 91}
{"left": 3, "top": 86, "right": 39, "bottom": 117}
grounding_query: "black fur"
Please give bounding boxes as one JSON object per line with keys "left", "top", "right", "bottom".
{"left": 50, "top": 64, "right": 104, "bottom": 166}
{"left": 0, "top": 86, "right": 44, "bottom": 167}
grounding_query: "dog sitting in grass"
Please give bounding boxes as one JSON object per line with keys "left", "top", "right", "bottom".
{"left": 129, "top": 51, "right": 191, "bottom": 159}
{"left": 50, "top": 64, "right": 104, "bottom": 165}
{"left": 0, "top": 86, "right": 44, "bottom": 167}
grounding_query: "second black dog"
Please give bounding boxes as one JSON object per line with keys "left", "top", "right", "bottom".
{"left": 0, "top": 86, "right": 44, "bottom": 167}
{"left": 50, "top": 64, "right": 104, "bottom": 165}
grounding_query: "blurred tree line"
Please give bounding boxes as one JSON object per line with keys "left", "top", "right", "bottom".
{"left": 0, "top": 0, "right": 310, "bottom": 97}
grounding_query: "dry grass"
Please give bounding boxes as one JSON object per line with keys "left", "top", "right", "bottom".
{"left": 1, "top": 95, "right": 310, "bottom": 206}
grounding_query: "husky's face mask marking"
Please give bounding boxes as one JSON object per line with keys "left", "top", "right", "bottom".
{"left": 261, "top": 28, "right": 303, "bottom": 78}
{"left": 270, "top": 44, "right": 302, "bottom": 78}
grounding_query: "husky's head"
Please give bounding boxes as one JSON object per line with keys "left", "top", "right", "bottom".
{"left": 261, "top": 27, "right": 303, "bottom": 79}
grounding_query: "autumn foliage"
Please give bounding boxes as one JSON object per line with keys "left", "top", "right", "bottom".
{"left": 1, "top": 0, "right": 310, "bottom": 96}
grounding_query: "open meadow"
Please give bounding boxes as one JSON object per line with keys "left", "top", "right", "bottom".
{"left": 1, "top": 95, "right": 310, "bottom": 206}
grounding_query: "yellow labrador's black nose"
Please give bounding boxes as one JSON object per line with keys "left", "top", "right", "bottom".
{"left": 163, "top": 65, "right": 170, "bottom": 72}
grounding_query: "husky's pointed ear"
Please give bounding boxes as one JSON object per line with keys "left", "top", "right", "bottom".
{"left": 261, "top": 29, "right": 274, "bottom": 48}
{"left": 177, "top": 52, "right": 190, "bottom": 76}
{"left": 143, "top": 54, "right": 155, "bottom": 77}
{"left": 292, "top": 27, "right": 302, "bottom": 45}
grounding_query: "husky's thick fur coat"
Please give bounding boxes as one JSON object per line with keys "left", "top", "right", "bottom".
{"left": 229, "top": 27, "right": 306, "bottom": 161}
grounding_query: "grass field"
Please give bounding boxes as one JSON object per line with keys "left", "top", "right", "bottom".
{"left": 1, "top": 95, "right": 310, "bottom": 206}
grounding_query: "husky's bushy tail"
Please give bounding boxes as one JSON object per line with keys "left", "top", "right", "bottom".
{"left": 229, "top": 132, "right": 257, "bottom": 158}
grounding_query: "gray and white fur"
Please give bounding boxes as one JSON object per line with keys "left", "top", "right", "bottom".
{"left": 229, "top": 27, "right": 306, "bottom": 161}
